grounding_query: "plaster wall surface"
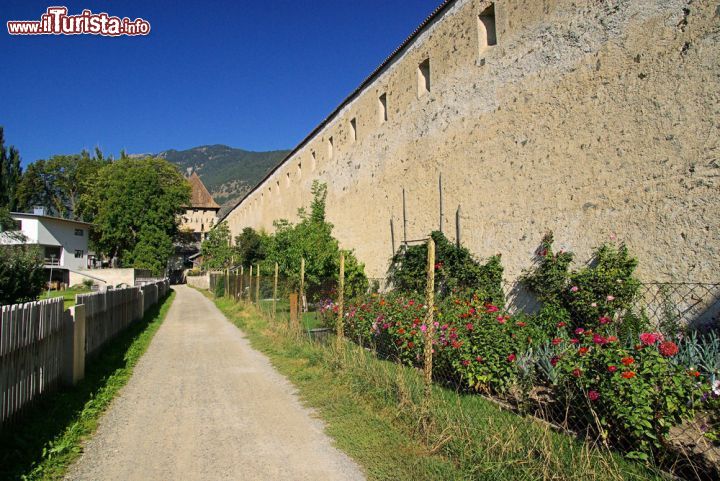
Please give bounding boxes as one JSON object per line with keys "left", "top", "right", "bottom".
{"left": 225, "top": 0, "right": 719, "bottom": 284}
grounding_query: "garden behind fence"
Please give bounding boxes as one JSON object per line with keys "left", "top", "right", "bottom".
{"left": 209, "top": 251, "right": 719, "bottom": 481}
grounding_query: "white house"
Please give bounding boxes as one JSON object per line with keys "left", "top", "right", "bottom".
{"left": 1, "top": 208, "right": 92, "bottom": 285}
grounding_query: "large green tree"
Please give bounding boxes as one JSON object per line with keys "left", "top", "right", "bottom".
{"left": 80, "top": 157, "right": 190, "bottom": 274}
{"left": 16, "top": 149, "right": 109, "bottom": 219}
{"left": 264, "top": 181, "right": 367, "bottom": 298}
{"left": 0, "top": 127, "right": 23, "bottom": 211}
{"left": 200, "top": 221, "right": 235, "bottom": 269}
{"left": 234, "top": 227, "right": 268, "bottom": 267}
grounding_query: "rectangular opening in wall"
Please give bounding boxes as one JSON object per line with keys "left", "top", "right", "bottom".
{"left": 418, "top": 58, "right": 430, "bottom": 97}
{"left": 276, "top": 180, "right": 280, "bottom": 193}
{"left": 311, "top": 151, "right": 316, "bottom": 170}
{"left": 350, "top": 118, "right": 357, "bottom": 142}
{"left": 379, "top": 93, "right": 388, "bottom": 123}
{"left": 328, "top": 137, "right": 334, "bottom": 159}
{"left": 297, "top": 162, "right": 302, "bottom": 178}
{"left": 286, "top": 172, "right": 290, "bottom": 187}
{"left": 478, "top": 4, "right": 497, "bottom": 53}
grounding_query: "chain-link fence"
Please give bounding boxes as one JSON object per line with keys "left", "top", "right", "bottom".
{"left": 207, "top": 251, "right": 719, "bottom": 481}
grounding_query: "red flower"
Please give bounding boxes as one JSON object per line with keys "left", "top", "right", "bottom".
{"left": 621, "top": 356, "right": 635, "bottom": 366}
{"left": 570, "top": 338, "right": 580, "bottom": 344}
{"left": 451, "top": 340, "right": 461, "bottom": 349}
{"left": 461, "top": 360, "right": 470, "bottom": 366}
{"left": 578, "top": 347, "right": 589, "bottom": 356}
{"left": 556, "top": 321, "right": 567, "bottom": 328}
{"left": 599, "top": 316, "right": 611, "bottom": 325}
{"left": 639, "top": 332, "right": 660, "bottom": 346}
{"left": 572, "top": 368, "right": 582, "bottom": 378}
{"left": 592, "top": 334, "right": 607, "bottom": 345}
{"left": 507, "top": 353, "right": 517, "bottom": 362}
{"left": 397, "top": 328, "right": 406, "bottom": 335}
{"left": 688, "top": 370, "right": 700, "bottom": 378}
{"left": 607, "top": 365, "right": 618, "bottom": 373}
{"left": 486, "top": 305, "right": 499, "bottom": 313}
{"left": 588, "top": 390, "right": 600, "bottom": 401}
{"left": 606, "top": 335, "right": 618, "bottom": 343}
{"left": 550, "top": 356, "right": 559, "bottom": 367}
{"left": 407, "top": 341, "right": 415, "bottom": 348}
{"left": 658, "top": 341, "right": 679, "bottom": 357}
{"left": 465, "top": 323, "right": 474, "bottom": 331}
{"left": 621, "top": 371, "right": 636, "bottom": 379}
{"left": 516, "top": 321, "right": 527, "bottom": 328}
{"left": 552, "top": 338, "right": 563, "bottom": 345}
{"left": 475, "top": 356, "right": 484, "bottom": 363}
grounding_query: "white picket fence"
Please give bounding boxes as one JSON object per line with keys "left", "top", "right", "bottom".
{"left": 0, "top": 279, "right": 169, "bottom": 429}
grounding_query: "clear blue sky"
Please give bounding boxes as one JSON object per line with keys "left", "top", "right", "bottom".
{"left": 1, "top": 0, "right": 442, "bottom": 166}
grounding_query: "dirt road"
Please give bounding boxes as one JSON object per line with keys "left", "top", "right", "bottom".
{"left": 65, "top": 285, "right": 365, "bottom": 481}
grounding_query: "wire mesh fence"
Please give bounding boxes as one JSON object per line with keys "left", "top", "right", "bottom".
{"left": 207, "top": 254, "right": 719, "bottom": 481}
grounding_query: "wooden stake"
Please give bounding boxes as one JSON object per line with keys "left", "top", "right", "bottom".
{"left": 255, "top": 263, "right": 260, "bottom": 304}
{"left": 402, "top": 188, "right": 408, "bottom": 248}
{"left": 423, "top": 237, "right": 436, "bottom": 413}
{"left": 273, "top": 262, "right": 278, "bottom": 320}
{"left": 439, "top": 173, "right": 443, "bottom": 234}
{"left": 248, "top": 265, "right": 252, "bottom": 301}
{"left": 299, "top": 257, "right": 305, "bottom": 316}
{"left": 336, "top": 252, "right": 345, "bottom": 348}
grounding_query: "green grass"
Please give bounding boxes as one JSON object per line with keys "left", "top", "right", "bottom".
{"left": 210, "top": 294, "right": 664, "bottom": 481}
{"left": 39, "top": 287, "right": 91, "bottom": 309}
{"left": 0, "top": 290, "right": 175, "bottom": 481}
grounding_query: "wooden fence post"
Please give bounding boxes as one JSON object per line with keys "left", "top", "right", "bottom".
{"left": 336, "top": 252, "right": 345, "bottom": 349}
{"left": 423, "top": 237, "right": 436, "bottom": 417}
{"left": 273, "top": 262, "right": 279, "bottom": 319}
{"left": 255, "top": 263, "right": 260, "bottom": 304}
{"left": 63, "top": 304, "right": 86, "bottom": 386}
{"left": 289, "top": 293, "right": 299, "bottom": 329}
{"left": 248, "top": 265, "right": 253, "bottom": 302}
{"left": 239, "top": 265, "right": 244, "bottom": 301}
{"left": 299, "top": 257, "right": 305, "bottom": 316}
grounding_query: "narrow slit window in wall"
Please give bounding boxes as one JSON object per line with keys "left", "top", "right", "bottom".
{"left": 379, "top": 93, "right": 388, "bottom": 123}
{"left": 328, "top": 137, "right": 334, "bottom": 159}
{"left": 311, "top": 151, "right": 317, "bottom": 170}
{"left": 478, "top": 4, "right": 497, "bottom": 53}
{"left": 418, "top": 58, "right": 430, "bottom": 96}
{"left": 350, "top": 118, "right": 357, "bottom": 142}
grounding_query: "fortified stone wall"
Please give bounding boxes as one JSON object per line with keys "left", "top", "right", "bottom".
{"left": 224, "top": 0, "right": 719, "bottom": 284}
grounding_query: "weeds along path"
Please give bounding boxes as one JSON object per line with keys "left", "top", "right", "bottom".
{"left": 65, "top": 285, "right": 364, "bottom": 481}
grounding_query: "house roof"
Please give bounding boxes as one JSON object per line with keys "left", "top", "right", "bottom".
{"left": 10, "top": 212, "right": 93, "bottom": 227}
{"left": 187, "top": 172, "right": 220, "bottom": 210}
{"left": 218, "top": 0, "right": 456, "bottom": 223}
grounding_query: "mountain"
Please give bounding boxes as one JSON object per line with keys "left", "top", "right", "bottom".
{"left": 157, "top": 145, "right": 290, "bottom": 217}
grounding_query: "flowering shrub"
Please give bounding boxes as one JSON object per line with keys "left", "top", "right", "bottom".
{"left": 520, "top": 233, "right": 645, "bottom": 335}
{"left": 553, "top": 329, "right": 707, "bottom": 456}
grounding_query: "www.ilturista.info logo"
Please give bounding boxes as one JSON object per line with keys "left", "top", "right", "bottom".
{"left": 7, "top": 7, "right": 150, "bottom": 36}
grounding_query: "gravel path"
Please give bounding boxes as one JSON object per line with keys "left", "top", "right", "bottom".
{"left": 65, "top": 285, "right": 365, "bottom": 481}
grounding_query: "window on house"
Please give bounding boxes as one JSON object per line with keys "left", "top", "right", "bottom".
{"left": 276, "top": 180, "right": 280, "bottom": 193}
{"left": 297, "top": 162, "right": 302, "bottom": 178}
{"left": 328, "top": 137, "right": 334, "bottom": 159}
{"left": 74, "top": 249, "right": 84, "bottom": 258}
{"left": 478, "top": 5, "right": 497, "bottom": 52}
{"left": 286, "top": 172, "right": 291, "bottom": 186}
{"left": 379, "top": 93, "right": 388, "bottom": 123}
{"left": 418, "top": 58, "right": 430, "bottom": 96}
{"left": 74, "top": 228, "right": 84, "bottom": 236}
{"left": 350, "top": 118, "right": 357, "bottom": 142}
{"left": 311, "top": 151, "right": 317, "bottom": 170}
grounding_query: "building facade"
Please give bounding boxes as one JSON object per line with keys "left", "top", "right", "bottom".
{"left": 1, "top": 209, "right": 92, "bottom": 284}
{"left": 221, "top": 0, "right": 719, "bottom": 285}
{"left": 180, "top": 172, "right": 220, "bottom": 242}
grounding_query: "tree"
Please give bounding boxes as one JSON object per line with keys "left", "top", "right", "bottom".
{"left": 0, "top": 127, "right": 23, "bottom": 211}
{"left": 17, "top": 149, "right": 108, "bottom": 219}
{"left": 264, "top": 181, "right": 367, "bottom": 298}
{"left": 234, "top": 227, "right": 268, "bottom": 267}
{"left": 0, "top": 208, "right": 44, "bottom": 304}
{"left": 80, "top": 157, "right": 190, "bottom": 274}
{"left": 200, "top": 221, "right": 235, "bottom": 269}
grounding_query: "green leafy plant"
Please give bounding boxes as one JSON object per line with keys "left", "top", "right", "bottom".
{"left": 388, "top": 231, "right": 503, "bottom": 304}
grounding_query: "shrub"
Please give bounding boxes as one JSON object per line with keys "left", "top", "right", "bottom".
{"left": 388, "top": 231, "right": 503, "bottom": 304}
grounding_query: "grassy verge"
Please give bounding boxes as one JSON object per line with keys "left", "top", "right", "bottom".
{"left": 39, "top": 287, "right": 91, "bottom": 309}
{"left": 0, "top": 290, "right": 175, "bottom": 480}
{"left": 210, "top": 293, "right": 664, "bottom": 481}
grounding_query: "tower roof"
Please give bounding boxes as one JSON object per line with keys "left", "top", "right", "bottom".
{"left": 187, "top": 172, "right": 220, "bottom": 209}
